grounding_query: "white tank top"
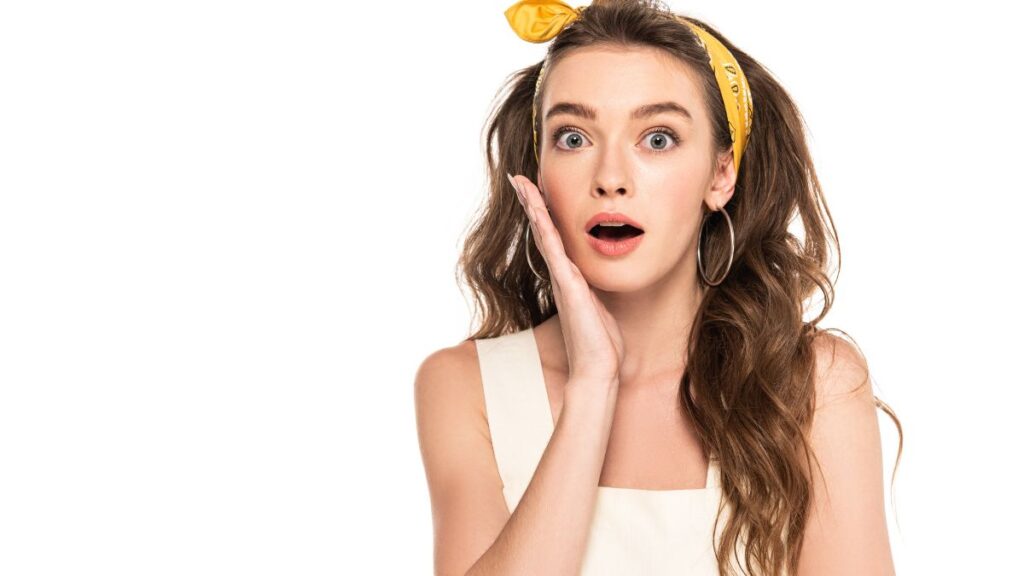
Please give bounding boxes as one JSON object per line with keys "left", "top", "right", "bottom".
{"left": 476, "top": 325, "right": 752, "bottom": 575}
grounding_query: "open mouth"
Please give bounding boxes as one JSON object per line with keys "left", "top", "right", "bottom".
{"left": 588, "top": 224, "right": 645, "bottom": 241}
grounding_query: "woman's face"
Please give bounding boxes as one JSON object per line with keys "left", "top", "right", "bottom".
{"left": 536, "top": 45, "right": 735, "bottom": 293}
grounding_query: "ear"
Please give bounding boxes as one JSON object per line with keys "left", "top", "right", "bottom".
{"left": 703, "top": 149, "right": 737, "bottom": 212}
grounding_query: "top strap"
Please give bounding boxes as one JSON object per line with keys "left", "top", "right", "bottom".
{"left": 475, "top": 326, "right": 555, "bottom": 512}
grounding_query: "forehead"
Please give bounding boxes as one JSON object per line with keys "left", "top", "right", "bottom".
{"left": 541, "top": 45, "right": 705, "bottom": 124}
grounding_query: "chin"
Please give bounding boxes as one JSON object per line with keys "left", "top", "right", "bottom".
{"left": 579, "top": 263, "right": 653, "bottom": 293}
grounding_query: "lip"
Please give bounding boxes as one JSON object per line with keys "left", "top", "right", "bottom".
{"left": 585, "top": 211, "right": 645, "bottom": 233}
{"left": 583, "top": 211, "right": 646, "bottom": 257}
{"left": 586, "top": 230, "right": 644, "bottom": 256}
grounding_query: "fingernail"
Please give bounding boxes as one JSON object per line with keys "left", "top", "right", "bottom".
{"left": 505, "top": 172, "right": 520, "bottom": 196}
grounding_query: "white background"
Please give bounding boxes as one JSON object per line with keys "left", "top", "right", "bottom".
{"left": 1, "top": 1, "right": 1020, "bottom": 574}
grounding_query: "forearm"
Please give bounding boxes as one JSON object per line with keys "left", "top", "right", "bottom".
{"left": 465, "top": 379, "right": 618, "bottom": 576}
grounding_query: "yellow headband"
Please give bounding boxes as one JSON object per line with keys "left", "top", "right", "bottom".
{"left": 504, "top": 0, "right": 753, "bottom": 175}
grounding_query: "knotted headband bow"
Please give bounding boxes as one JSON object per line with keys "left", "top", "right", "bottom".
{"left": 504, "top": 0, "right": 753, "bottom": 175}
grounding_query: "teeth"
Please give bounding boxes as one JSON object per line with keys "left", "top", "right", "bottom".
{"left": 598, "top": 222, "right": 627, "bottom": 227}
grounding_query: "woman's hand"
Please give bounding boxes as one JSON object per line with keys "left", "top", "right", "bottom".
{"left": 507, "top": 173, "right": 625, "bottom": 390}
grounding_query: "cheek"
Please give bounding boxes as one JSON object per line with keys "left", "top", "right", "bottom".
{"left": 535, "top": 173, "right": 577, "bottom": 231}
{"left": 546, "top": 199, "right": 573, "bottom": 242}
{"left": 540, "top": 164, "right": 709, "bottom": 256}
{"left": 648, "top": 185, "right": 706, "bottom": 252}
{"left": 537, "top": 164, "right": 573, "bottom": 201}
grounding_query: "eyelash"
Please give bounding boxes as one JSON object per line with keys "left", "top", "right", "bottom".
{"left": 550, "top": 125, "right": 681, "bottom": 154}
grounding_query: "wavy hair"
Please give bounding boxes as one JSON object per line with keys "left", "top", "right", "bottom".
{"left": 455, "top": 1, "right": 903, "bottom": 574}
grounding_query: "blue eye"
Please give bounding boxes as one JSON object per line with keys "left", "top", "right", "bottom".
{"left": 550, "top": 125, "right": 681, "bottom": 154}
{"left": 552, "top": 126, "right": 589, "bottom": 150}
{"left": 643, "top": 129, "right": 680, "bottom": 152}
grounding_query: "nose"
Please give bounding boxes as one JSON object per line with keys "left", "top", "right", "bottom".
{"left": 591, "top": 143, "right": 631, "bottom": 198}
{"left": 595, "top": 183, "right": 628, "bottom": 197}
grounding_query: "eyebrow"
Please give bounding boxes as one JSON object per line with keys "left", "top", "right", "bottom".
{"left": 544, "top": 101, "right": 694, "bottom": 123}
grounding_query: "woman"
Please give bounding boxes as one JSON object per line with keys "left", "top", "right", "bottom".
{"left": 415, "top": 0, "right": 903, "bottom": 574}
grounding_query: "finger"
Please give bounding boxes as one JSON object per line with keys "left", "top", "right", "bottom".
{"left": 507, "top": 173, "right": 551, "bottom": 261}
{"left": 510, "top": 173, "right": 547, "bottom": 216}
{"left": 507, "top": 174, "right": 569, "bottom": 305}
{"left": 516, "top": 183, "right": 558, "bottom": 274}
{"left": 513, "top": 176, "right": 574, "bottom": 282}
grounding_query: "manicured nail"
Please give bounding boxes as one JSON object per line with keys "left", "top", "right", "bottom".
{"left": 505, "top": 172, "right": 520, "bottom": 196}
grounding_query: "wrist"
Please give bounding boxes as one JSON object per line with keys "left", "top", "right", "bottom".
{"left": 564, "top": 376, "right": 619, "bottom": 405}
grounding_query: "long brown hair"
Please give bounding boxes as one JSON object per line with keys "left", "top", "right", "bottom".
{"left": 456, "top": 1, "right": 903, "bottom": 574}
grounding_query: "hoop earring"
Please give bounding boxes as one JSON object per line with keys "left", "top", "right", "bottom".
{"left": 697, "top": 206, "right": 735, "bottom": 287}
{"left": 524, "top": 226, "right": 548, "bottom": 283}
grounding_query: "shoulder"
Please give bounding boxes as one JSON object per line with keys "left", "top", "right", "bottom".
{"left": 414, "top": 339, "right": 488, "bottom": 439}
{"left": 413, "top": 339, "right": 513, "bottom": 575}
{"left": 809, "top": 330, "right": 873, "bottom": 410}
{"left": 414, "top": 338, "right": 496, "bottom": 469}
{"left": 415, "top": 338, "right": 481, "bottom": 389}
{"left": 797, "top": 330, "right": 895, "bottom": 574}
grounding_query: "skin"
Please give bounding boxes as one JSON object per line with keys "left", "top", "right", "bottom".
{"left": 529, "top": 45, "right": 736, "bottom": 387}
{"left": 511, "top": 45, "right": 737, "bottom": 490}
{"left": 507, "top": 44, "right": 897, "bottom": 574}
{"left": 414, "top": 43, "right": 895, "bottom": 576}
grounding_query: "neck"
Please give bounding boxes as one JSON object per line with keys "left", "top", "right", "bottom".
{"left": 552, "top": 256, "right": 706, "bottom": 388}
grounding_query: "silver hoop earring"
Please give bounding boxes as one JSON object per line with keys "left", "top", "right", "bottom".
{"left": 524, "top": 226, "right": 548, "bottom": 283}
{"left": 697, "top": 206, "right": 735, "bottom": 286}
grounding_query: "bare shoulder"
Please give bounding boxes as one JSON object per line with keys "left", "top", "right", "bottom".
{"left": 809, "top": 330, "right": 873, "bottom": 409}
{"left": 413, "top": 338, "right": 510, "bottom": 576}
{"left": 414, "top": 339, "right": 488, "bottom": 434}
{"left": 413, "top": 338, "right": 494, "bottom": 477}
{"left": 797, "top": 330, "right": 895, "bottom": 574}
